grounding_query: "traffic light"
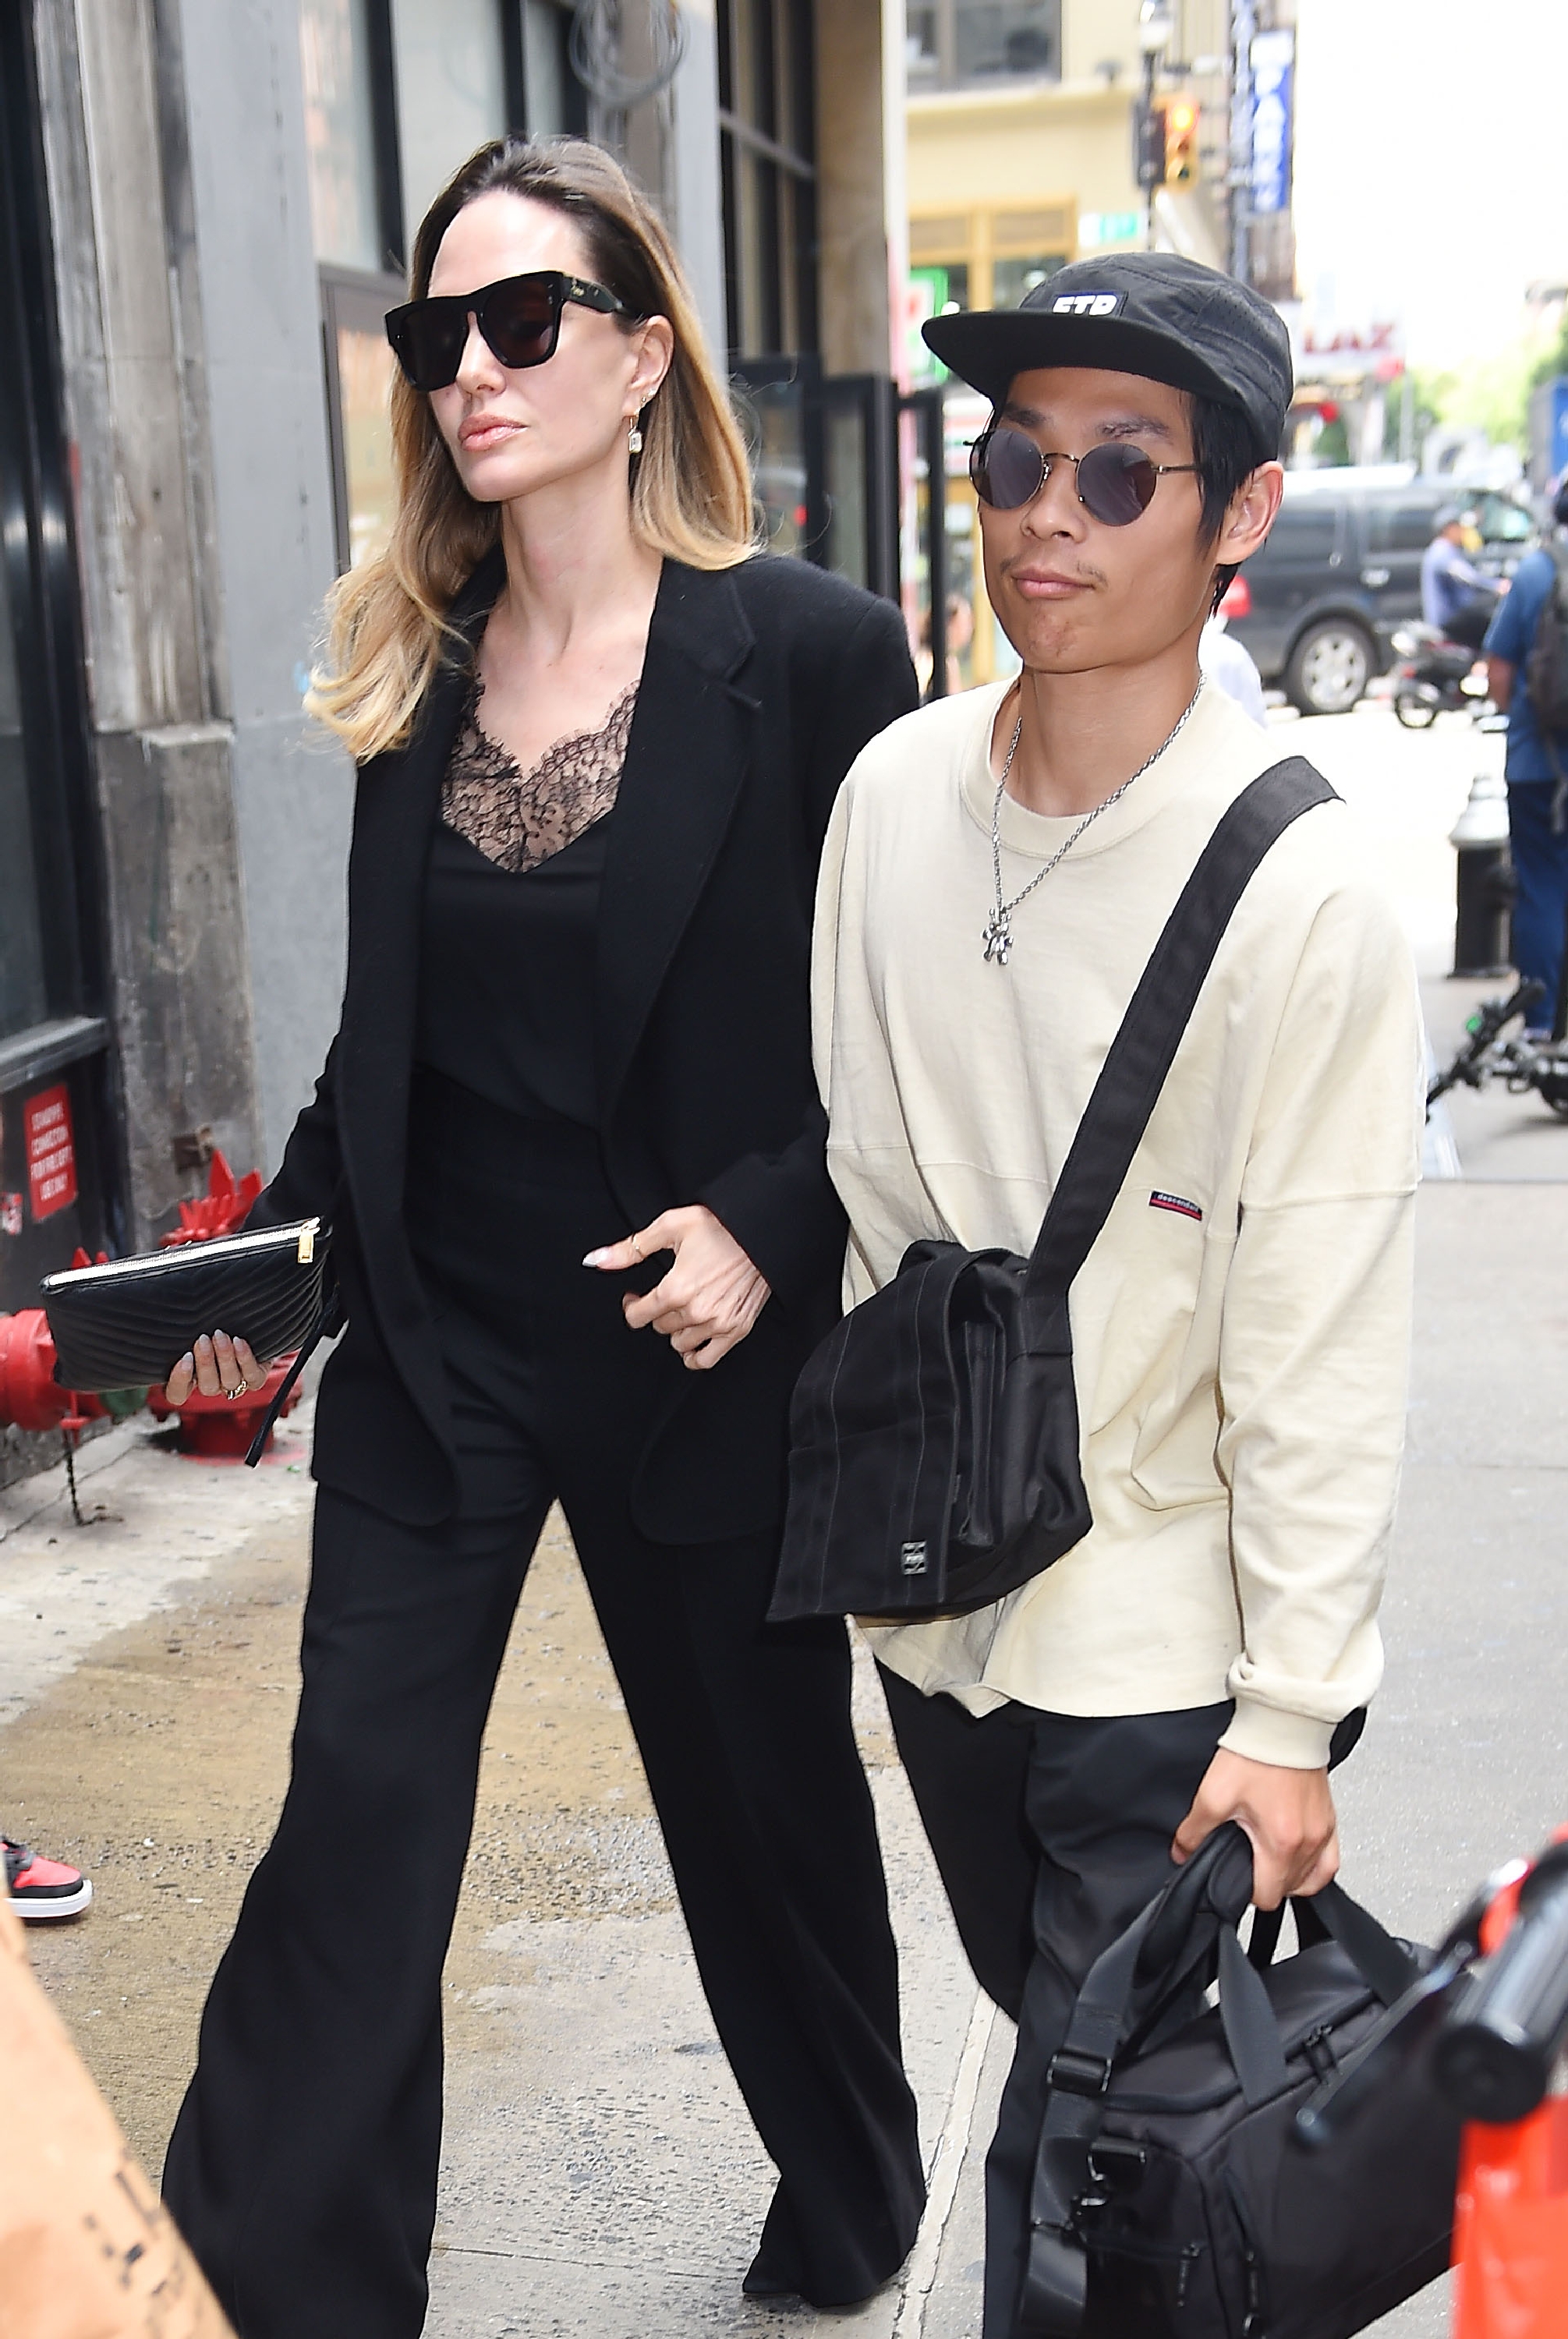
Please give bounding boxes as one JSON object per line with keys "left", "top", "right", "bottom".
{"left": 1164, "top": 99, "right": 1198, "bottom": 186}
{"left": 1134, "top": 102, "right": 1167, "bottom": 189}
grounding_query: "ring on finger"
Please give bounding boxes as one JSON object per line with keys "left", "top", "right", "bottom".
{"left": 226, "top": 1378, "right": 250, "bottom": 1401}
{"left": 629, "top": 1233, "right": 644, "bottom": 1262}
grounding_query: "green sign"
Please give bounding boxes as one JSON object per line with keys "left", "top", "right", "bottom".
{"left": 1079, "top": 211, "right": 1141, "bottom": 250}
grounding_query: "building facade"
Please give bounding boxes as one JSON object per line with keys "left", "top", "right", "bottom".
{"left": 904, "top": 0, "right": 1295, "bottom": 684}
{"left": 0, "top": 0, "right": 904, "bottom": 1481}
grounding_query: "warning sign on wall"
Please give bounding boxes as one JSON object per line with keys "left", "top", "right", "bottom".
{"left": 24, "top": 1085, "right": 78, "bottom": 1221}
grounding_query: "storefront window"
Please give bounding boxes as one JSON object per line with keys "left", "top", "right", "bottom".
{"left": 992, "top": 252, "right": 1067, "bottom": 306}
{"left": 299, "top": 0, "right": 383, "bottom": 272}
{"left": 303, "top": 1, "right": 585, "bottom": 571}
{"left": 391, "top": 0, "right": 507, "bottom": 247}
{"left": 906, "top": 5, "right": 941, "bottom": 82}
{"left": 954, "top": 0, "right": 1060, "bottom": 80}
{"left": 320, "top": 274, "right": 401, "bottom": 571}
{"left": 0, "top": 549, "right": 48, "bottom": 1042}
{"left": 908, "top": 0, "right": 1062, "bottom": 90}
{"left": 0, "top": 8, "right": 115, "bottom": 1297}
{"left": 524, "top": 1, "right": 571, "bottom": 132}
{"left": 717, "top": 0, "right": 818, "bottom": 360}
{"left": 337, "top": 319, "right": 398, "bottom": 568}
{"left": 734, "top": 375, "right": 810, "bottom": 557}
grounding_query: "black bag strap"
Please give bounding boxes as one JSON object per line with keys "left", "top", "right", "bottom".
{"left": 242, "top": 1280, "right": 343, "bottom": 1469}
{"left": 1247, "top": 1879, "right": 1420, "bottom": 2008}
{"left": 1024, "top": 757, "right": 1337, "bottom": 1302}
{"left": 1021, "top": 1825, "right": 1254, "bottom": 2336}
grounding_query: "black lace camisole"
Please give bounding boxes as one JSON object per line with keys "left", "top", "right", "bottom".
{"left": 414, "top": 672, "right": 639, "bottom": 1129}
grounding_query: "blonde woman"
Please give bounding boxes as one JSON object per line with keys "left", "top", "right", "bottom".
{"left": 161, "top": 140, "right": 923, "bottom": 2338}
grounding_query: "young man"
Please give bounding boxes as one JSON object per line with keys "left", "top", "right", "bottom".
{"left": 811, "top": 255, "right": 1422, "bottom": 2337}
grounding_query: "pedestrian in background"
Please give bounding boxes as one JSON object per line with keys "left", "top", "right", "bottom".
{"left": 1485, "top": 478, "right": 1568, "bottom": 1036}
{"left": 1421, "top": 504, "right": 1499, "bottom": 648}
{"left": 811, "top": 253, "right": 1422, "bottom": 2337}
{"left": 1198, "top": 607, "right": 1268, "bottom": 725}
{"left": 2, "top": 1831, "right": 92, "bottom": 1920}
{"left": 160, "top": 136, "right": 923, "bottom": 2339}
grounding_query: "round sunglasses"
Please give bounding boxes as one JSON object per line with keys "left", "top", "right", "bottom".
{"left": 384, "top": 270, "right": 630, "bottom": 394}
{"left": 970, "top": 423, "right": 1201, "bottom": 526}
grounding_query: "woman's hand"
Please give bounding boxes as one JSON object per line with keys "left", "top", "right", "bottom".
{"left": 1170, "top": 1748, "right": 1340, "bottom": 1910}
{"left": 163, "top": 1332, "right": 270, "bottom": 1407}
{"left": 584, "top": 1206, "right": 770, "bottom": 1370}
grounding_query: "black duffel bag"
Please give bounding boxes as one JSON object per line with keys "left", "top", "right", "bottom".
{"left": 770, "top": 757, "right": 1336, "bottom": 1626}
{"left": 1020, "top": 1824, "right": 1459, "bottom": 2339}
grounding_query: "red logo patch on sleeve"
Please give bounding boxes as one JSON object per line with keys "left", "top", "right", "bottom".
{"left": 1149, "top": 1190, "right": 1203, "bottom": 1222}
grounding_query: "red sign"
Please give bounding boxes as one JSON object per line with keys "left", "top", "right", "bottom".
{"left": 24, "top": 1085, "right": 78, "bottom": 1221}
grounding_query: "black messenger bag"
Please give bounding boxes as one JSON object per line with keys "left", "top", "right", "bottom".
{"left": 1018, "top": 1824, "right": 1459, "bottom": 2339}
{"left": 770, "top": 756, "right": 1335, "bottom": 1627}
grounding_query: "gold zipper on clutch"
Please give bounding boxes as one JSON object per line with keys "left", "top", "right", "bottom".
{"left": 41, "top": 1218, "right": 323, "bottom": 1286}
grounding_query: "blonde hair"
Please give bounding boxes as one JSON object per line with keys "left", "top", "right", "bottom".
{"left": 307, "top": 138, "right": 756, "bottom": 763}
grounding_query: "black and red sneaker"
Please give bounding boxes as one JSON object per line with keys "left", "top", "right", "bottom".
{"left": 3, "top": 1835, "right": 93, "bottom": 1921}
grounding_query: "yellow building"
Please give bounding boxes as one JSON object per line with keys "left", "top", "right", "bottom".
{"left": 906, "top": 0, "right": 1233, "bottom": 678}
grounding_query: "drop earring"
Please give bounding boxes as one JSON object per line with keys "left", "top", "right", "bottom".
{"left": 628, "top": 410, "right": 644, "bottom": 455}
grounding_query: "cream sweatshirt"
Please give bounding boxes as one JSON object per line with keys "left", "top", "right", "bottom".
{"left": 812, "top": 678, "right": 1424, "bottom": 1770}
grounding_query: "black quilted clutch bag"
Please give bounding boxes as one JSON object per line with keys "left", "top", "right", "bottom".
{"left": 41, "top": 1219, "right": 329, "bottom": 1392}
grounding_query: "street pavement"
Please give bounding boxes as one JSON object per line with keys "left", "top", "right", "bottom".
{"left": 2, "top": 697, "right": 1565, "bottom": 2339}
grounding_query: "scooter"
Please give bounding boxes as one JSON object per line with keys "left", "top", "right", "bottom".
{"left": 1426, "top": 978, "right": 1568, "bottom": 1118}
{"left": 1391, "top": 622, "right": 1492, "bottom": 730}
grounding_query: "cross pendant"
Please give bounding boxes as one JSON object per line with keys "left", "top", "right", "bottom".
{"left": 982, "top": 910, "right": 1013, "bottom": 965}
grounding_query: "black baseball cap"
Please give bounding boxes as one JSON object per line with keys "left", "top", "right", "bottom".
{"left": 924, "top": 252, "right": 1293, "bottom": 462}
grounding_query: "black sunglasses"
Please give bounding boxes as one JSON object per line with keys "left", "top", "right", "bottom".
{"left": 384, "top": 271, "right": 631, "bottom": 393}
{"left": 970, "top": 423, "right": 1201, "bottom": 525}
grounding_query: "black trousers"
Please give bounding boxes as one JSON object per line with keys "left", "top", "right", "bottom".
{"left": 881, "top": 1671, "right": 1232, "bottom": 2339}
{"left": 163, "top": 1085, "right": 923, "bottom": 2337}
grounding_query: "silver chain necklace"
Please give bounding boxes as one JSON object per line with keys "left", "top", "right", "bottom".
{"left": 982, "top": 681, "right": 1205, "bottom": 966}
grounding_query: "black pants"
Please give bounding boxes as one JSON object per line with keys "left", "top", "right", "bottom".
{"left": 163, "top": 1084, "right": 923, "bottom": 2337}
{"left": 881, "top": 1672, "right": 1231, "bottom": 2339}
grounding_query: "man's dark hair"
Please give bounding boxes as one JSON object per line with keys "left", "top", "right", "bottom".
{"left": 1191, "top": 392, "right": 1270, "bottom": 613}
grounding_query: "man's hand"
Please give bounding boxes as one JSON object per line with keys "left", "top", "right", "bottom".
{"left": 1171, "top": 1748, "right": 1339, "bottom": 1909}
{"left": 584, "top": 1205, "right": 770, "bottom": 1370}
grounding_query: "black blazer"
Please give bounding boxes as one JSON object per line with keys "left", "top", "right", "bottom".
{"left": 257, "top": 549, "right": 918, "bottom": 1535}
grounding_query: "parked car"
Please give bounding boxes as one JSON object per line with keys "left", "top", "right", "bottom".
{"left": 1223, "top": 469, "right": 1535, "bottom": 716}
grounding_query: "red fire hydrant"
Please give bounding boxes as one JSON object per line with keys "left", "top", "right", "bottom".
{"left": 0, "top": 1309, "right": 108, "bottom": 1436}
{"left": 158, "top": 1149, "right": 264, "bottom": 1247}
